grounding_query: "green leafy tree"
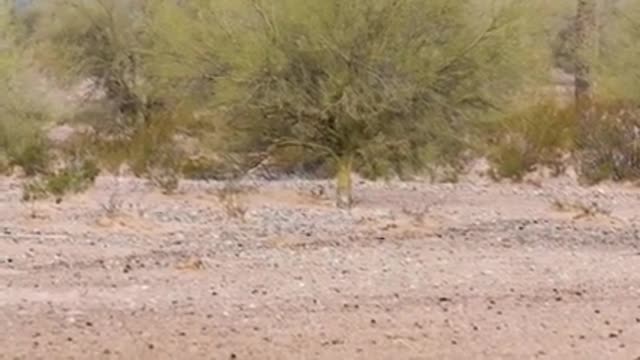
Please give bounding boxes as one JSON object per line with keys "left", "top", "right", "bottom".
{"left": 29, "top": 0, "right": 193, "bottom": 180}
{"left": 31, "top": 0, "right": 154, "bottom": 131}
{"left": 211, "top": 0, "right": 549, "bottom": 207}
{"left": 0, "top": 0, "right": 50, "bottom": 175}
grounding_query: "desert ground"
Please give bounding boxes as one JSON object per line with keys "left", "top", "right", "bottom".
{"left": 2, "top": 172, "right": 640, "bottom": 359}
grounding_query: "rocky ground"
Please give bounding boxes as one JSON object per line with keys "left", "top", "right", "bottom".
{"left": 2, "top": 174, "right": 640, "bottom": 359}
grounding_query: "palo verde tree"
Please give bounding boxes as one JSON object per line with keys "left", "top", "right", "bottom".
{"left": 574, "top": 0, "right": 640, "bottom": 182}
{"left": 28, "top": 0, "right": 191, "bottom": 178}
{"left": 212, "top": 0, "right": 548, "bottom": 208}
{"left": 30, "top": 0, "right": 155, "bottom": 132}
{"left": 0, "top": 0, "right": 52, "bottom": 174}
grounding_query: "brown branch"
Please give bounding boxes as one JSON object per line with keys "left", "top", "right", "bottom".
{"left": 270, "top": 139, "right": 338, "bottom": 160}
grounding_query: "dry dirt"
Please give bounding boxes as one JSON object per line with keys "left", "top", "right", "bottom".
{"left": 3, "top": 175, "right": 640, "bottom": 359}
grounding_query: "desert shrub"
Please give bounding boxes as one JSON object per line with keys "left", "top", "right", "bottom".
{"left": 263, "top": 147, "right": 332, "bottom": 179}
{"left": 145, "top": 144, "right": 181, "bottom": 194}
{"left": 551, "top": 197, "right": 610, "bottom": 219}
{"left": 48, "top": 157, "right": 99, "bottom": 196}
{"left": 576, "top": 101, "right": 640, "bottom": 183}
{"left": 22, "top": 156, "right": 99, "bottom": 202}
{"left": 181, "top": 155, "right": 242, "bottom": 181}
{"left": 6, "top": 137, "right": 49, "bottom": 176}
{"left": 181, "top": 156, "right": 219, "bottom": 180}
{"left": 485, "top": 101, "right": 575, "bottom": 180}
{"left": 21, "top": 178, "right": 49, "bottom": 202}
{"left": 85, "top": 110, "right": 186, "bottom": 188}
{"left": 216, "top": 181, "right": 254, "bottom": 220}
{"left": 0, "top": 152, "right": 11, "bottom": 175}
{"left": 0, "top": 78, "right": 51, "bottom": 176}
{"left": 0, "top": 105, "right": 50, "bottom": 178}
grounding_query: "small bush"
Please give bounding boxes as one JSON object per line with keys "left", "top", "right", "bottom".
{"left": 143, "top": 141, "right": 183, "bottom": 194}
{"left": 0, "top": 95, "right": 53, "bottom": 176}
{"left": 0, "top": 152, "right": 12, "bottom": 175}
{"left": 216, "top": 182, "right": 253, "bottom": 220}
{"left": 486, "top": 101, "right": 575, "bottom": 181}
{"left": 576, "top": 101, "right": 640, "bottom": 183}
{"left": 48, "top": 158, "right": 99, "bottom": 196}
{"left": 87, "top": 117, "right": 185, "bottom": 193}
{"left": 181, "top": 155, "right": 234, "bottom": 181}
{"left": 22, "top": 157, "right": 100, "bottom": 202}
{"left": 147, "top": 166, "right": 180, "bottom": 195}
{"left": 100, "top": 190, "right": 124, "bottom": 219}
{"left": 21, "top": 178, "right": 50, "bottom": 202}
{"left": 7, "top": 137, "right": 50, "bottom": 176}
{"left": 551, "top": 198, "right": 610, "bottom": 219}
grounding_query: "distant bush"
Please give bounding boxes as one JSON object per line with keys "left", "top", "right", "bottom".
{"left": 216, "top": 181, "right": 254, "bottom": 221}
{"left": 0, "top": 152, "right": 11, "bottom": 175}
{"left": 22, "top": 157, "right": 99, "bottom": 202}
{"left": 576, "top": 101, "right": 640, "bottom": 183}
{"left": 144, "top": 144, "right": 181, "bottom": 194}
{"left": 7, "top": 138, "right": 50, "bottom": 176}
{"left": 485, "top": 101, "right": 575, "bottom": 181}
{"left": 0, "top": 109, "right": 53, "bottom": 176}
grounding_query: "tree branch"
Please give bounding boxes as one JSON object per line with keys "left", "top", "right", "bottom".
{"left": 270, "top": 139, "right": 338, "bottom": 160}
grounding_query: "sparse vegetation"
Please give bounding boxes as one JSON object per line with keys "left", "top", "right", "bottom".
{"left": 21, "top": 157, "right": 99, "bottom": 202}
{"left": 401, "top": 205, "right": 431, "bottom": 226}
{"left": 0, "top": 0, "right": 640, "bottom": 206}
{"left": 551, "top": 197, "right": 611, "bottom": 219}
{"left": 216, "top": 182, "right": 252, "bottom": 221}
{"left": 6, "top": 136, "right": 49, "bottom": 176}
{"left": 100, "top": 185, "right": 124, "bottom": 219}
{"left": 485, "top": 100, "right": 575, "bottom": 181}
{"left": 7, "top": 2, "right": 640, "bottom": 357}
{"left": 575, "top": 101, "right": 640, "bottom": 183}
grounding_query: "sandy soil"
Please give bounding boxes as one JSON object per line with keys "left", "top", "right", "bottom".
{"left": 2, "top": 175, "right": 640, "bottom": 359}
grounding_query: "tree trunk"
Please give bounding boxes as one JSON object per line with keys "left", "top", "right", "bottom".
{"left": 335, "top": 155, "right": 353, "bottom": 209}
{"left": 575, "top": 0, "right": 597, "bottom": 124}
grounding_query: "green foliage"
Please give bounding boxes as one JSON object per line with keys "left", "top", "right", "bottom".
{"left": 32, "top": 0, "right": 154, "bottom": 128}
{"left": 204, "top": 0, "right": 550, "bottom": 192}
{"left": 576, "top": 101, "right": 640, "bottom": 184}
{"left": 7, "top": 137, "right": 49, "bottom": 176}
{"left": 21, "top": 178, "right": 49, "bottom": 202}
{"left": 485, "top": 101, "right": 575, "bottom": 180}
{"left": 14, "top": 0, "right": 640, "bottom": 194}
{"left": 181, "top": 155, "right": 241, "bottom": 181}
{"left": 144, "top": 1, "right": 231, "bottom": 109}
{"left": 22, "top": 157, "right": 99, "bottom": 202}
{"left": 85, "top": 113, "right": 185, "bottom": 193}
{"left": 89, "top": 116, "right": 181, "bottom": 172}
{"left": 0, "top": 112, "right": 50, "bottom": 176}
{"left": 0, "top": 152, "right": 10, "bottom": 174}
{"left": 47, "top": 158, "right": 99, "bottom": 196}
{"left": 0, "top": 0, "right": 52, "bottom": 176}
{"left": 594, "top": 1, "right": 640, "bottom": 103}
